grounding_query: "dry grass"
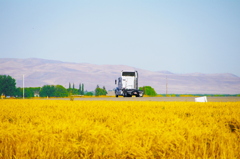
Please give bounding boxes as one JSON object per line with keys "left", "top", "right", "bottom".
{"left": 0, "top": 100, "right": 239, "bottom": 158}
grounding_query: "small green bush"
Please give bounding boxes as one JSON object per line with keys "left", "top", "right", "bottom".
{"left": 139, "top": 86, "right": 157, "bottom": 97}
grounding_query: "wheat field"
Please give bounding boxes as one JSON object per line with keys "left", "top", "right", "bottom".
{"left": 0, "top": 99, "right": 239, "bottom": 158}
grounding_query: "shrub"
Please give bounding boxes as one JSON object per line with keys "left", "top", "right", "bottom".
{"left": 139, "top": 86, "right": 157, "bottom": 97}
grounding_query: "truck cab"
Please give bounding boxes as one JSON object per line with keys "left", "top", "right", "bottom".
{"left": 115, "top": 70, "right": 143, "bottom": 97}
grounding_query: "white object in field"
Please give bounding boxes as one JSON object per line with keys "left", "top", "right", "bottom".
{"left": 195, "top": 96, "right": 207, "bottom": 102}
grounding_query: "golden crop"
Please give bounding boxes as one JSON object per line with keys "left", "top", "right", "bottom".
{"left": 0, "top": 100, "right": 239, "bottom": 158}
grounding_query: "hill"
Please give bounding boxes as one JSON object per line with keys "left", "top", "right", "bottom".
{"left": 0, "top": 58, "right": 240, "bottom": 94}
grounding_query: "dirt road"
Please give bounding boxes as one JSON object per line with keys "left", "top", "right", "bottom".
{"left": 46, "top": 97, "right": 240, "bottom": 102}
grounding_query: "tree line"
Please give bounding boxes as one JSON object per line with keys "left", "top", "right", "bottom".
{"left": 0, "top": 75, "right": 110, "bottom": 98}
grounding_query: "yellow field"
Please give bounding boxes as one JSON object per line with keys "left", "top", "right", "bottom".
{"left": 0, "top": 100, "right": 239, "bottom": 158}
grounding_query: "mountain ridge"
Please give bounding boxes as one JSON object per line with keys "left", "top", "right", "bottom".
{"left": 0, "top": 58, "right": 239, "bottom": 94}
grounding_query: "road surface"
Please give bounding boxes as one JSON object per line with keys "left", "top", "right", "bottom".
{"left": 44, "top": 97, "right": 240, "bottom": 102}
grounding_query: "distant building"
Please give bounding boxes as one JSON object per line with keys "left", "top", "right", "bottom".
{"left": 34, "top": 91, "right": 40, "bottom": 97}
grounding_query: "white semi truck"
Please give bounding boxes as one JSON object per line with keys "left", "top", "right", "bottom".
{"left": 115, "top": 70, "right": 144, "bottom": 97}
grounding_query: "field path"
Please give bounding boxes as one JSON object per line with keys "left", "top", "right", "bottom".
{"left": 44, "top": 97, "right": 240, "bottom": 102}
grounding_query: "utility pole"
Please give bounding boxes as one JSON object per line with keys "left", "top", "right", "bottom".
{"left": 23, "top": 75, "right": 24, "bottom": 99}
{"left": 166, "top": 76, "right": 168, "bottom": 97}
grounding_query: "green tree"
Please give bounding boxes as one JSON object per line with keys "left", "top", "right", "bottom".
{"left": 81, "top": 83, "right": 84, "bottom": 95}
{"left": 139, "top": 86, "right": 157, "bottom": 97}
{"left": 0, "top": 75, "right": 16, "bottom": 96}
{"left": 79, "top": 83, "right": 82, "bottom": 95}
{"left": 85, "top": 91, "right": 93, "bottom": 96}
{"left": 72, "top": 88, "right": 79, "bottom": 95}
{"left": 103, "top": 86, "right": 107, "bottom": 95}
{"left": 95, "top": 87, "right": 101, "bottom": 96}
{"left": 95, "top": 85, "right": 100, "bottom": 96}
{"left": 24, "top": 88, "right": 34, "bottom": 97}
{"left": 15, "top": 87, "right": 22, "bottom": 98}
{"left": 95, "top": 85, "right": 107, "bottom": 96}
{"left": 70, "top": 83, "right": 78, "bottom": 95}
{"left": 68, "top": 82, "right": 72, "bottom": 93}
{"left": 39, "top": 85, "right": 55, "bottom": 97}
{"left": 54, "top": 85, "right": 68, "bottom": 97}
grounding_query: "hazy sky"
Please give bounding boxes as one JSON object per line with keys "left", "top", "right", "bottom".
{"left": 1, "top": 0, "right": 240, "bottom": 76}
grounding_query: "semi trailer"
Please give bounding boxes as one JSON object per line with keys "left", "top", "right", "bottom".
{"left": 115, "top": 70, "right": 144, "bottom": 97}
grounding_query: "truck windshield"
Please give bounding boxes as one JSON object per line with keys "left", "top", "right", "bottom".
{"left": 122, "top": 72, "right": 135, "bottom": 76}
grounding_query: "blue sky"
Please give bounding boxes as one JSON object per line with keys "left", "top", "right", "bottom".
{"left": 1, "top": 0, "right": 240, "bottom": 76}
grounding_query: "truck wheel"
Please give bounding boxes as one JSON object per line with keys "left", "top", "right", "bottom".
{"left": 116, "top": 95, "right": 118, "bottom": 98}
